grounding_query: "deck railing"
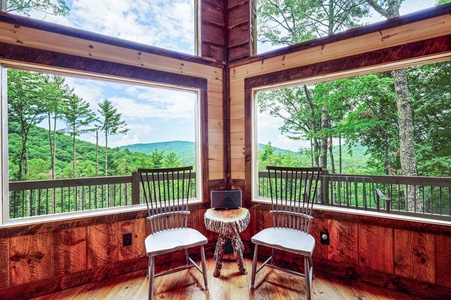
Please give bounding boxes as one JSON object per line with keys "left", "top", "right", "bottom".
{"left": 8, "top": 171, "right": 196, "bottom": 219}
{"left": 258, "top": 172, "right": 451, "bottom": 221}
{"left": 7, "top": 171, "right": 451, "bottom": 221}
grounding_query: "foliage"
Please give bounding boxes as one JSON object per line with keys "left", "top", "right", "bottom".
{"left": 97, "top": 99, "right": 129, "bottom": 176}
{"left": 8, "top": 124, "right": 190, "bottom": 180}
{"left": 5, "top": 0, "right": 70, "bottom": 16}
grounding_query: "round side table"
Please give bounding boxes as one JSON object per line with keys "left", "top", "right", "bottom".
{"left": 204, "top": 207, "right": 250, "bottom": 277}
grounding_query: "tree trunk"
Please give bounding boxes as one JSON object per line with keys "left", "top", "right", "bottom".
{"left": 96, "top": 127, "right": 99, "bottom": 177}
{"left": 393, "top": 69, "right": 420, "bottom": 211}
{"left": 72, "top": 133, "right": 77, "bottom": 178}
{"left": 304, "top": 85, "right": 320, "bottom": 166}
{"left": 339, "top": 134, "right": 342, "bottom": 174}
{"left": 105, "top": 131, "right": 108, "bottom": 176}
{"left": 320, "top": 107, "right": 329, "bottom": 168}
{"left": 366, "top": 0, "right": 420, "bottom": 212}
{"left": 328, "top": 137, "right": 335, "bottom": 174}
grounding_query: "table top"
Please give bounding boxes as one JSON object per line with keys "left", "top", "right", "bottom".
{"left": 204, "top": 207, "right": 250, "bottom": 235}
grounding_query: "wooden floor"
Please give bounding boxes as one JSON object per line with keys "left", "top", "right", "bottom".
{"left": 33, "top": 256, "right": 424, "bottom": 300}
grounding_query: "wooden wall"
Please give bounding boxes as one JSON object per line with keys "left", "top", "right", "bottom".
{"left": 248, "top": 205, "right": 451, "bottom": 299}
{"left": 200, "top": 0, "right": 252, "bottom": 62}
{"left": 1, "top": 206, "right": 450, "bottom": 299}
{"left": 0, "top": 206, "right": 216, "bottom": 299}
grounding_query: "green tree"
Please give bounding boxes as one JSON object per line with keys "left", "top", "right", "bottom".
{"left": 98, "top": 99, "right": 129, "bottom": 176}
{"left": 408, "top": 61, "right": 451, "bottom": 176}
{"left": 8, "top": 69, "right": 46, "bottom": 180}
{"left": 42, "top": 75, "right": 72, "bottom": 179}
{"left": 149, "top": 149, "right": 165, "bottom": 168}
{"left": 62, "top": 94, "right": 97, "bottom": 177}
{"left": 1, "top": 0, "right": 69, "bottom": 16}
{"left": 342, "top": 74, "right": 398, "bottom": 175}
{"left": 257, "top": 0, "right": 370, "bottom": 169}
{"left": 163, "top": 152, "right": 182, "bottom": 168}
{"left": 365, "top": 0, "right": 419, "bottom": 211}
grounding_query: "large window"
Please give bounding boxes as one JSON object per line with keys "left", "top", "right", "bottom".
{"left": 255, "top": 0, "right": 438, "bottom": 54}
{"left": 8, "top": 0, "right": 196, "bottom": 55}
{"left": 253, "top": 60, "right": 451, "bottom": 219}
{"left": 2, "top": 67, "right": 201, "bottom": 222}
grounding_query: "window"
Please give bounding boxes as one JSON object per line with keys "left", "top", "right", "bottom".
{"left": 2, "top": 66, "right": 201, "bottom": 223}
{"left": 255, "top": 0, "right": 438, "bottom": 54}
{"left": 8, "top": 0, "right": 197, "bottom": 55}
{"left": 253, "top": 60, "right": 451, "bottom": 220}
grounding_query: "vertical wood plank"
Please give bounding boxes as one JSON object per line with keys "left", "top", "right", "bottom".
{"left": 436, "top": 234, "right": 451, "bottom": 288}
{"left": 311, "top": 218, "right": 329, "bottom": 260}
{"left": 359, "top": 224, "right": 394, "bottom": 274}
{"left": 328, "top": 220, "right": 358, "bottom": 264}
{"left": 118, "top": 218, "right": 147, "bottom": 261}
{"left": 0, "top": 238, "right": 9, "bottom": 288}
{"left": 9, "top": 233, "right": 52, "bottom": 286}
{"left": 53, "top": 227, "right": 87, "bottom": 275}
{"left": 394, "top": 229, "right": 435, "bottom": 284}
{"left": 87, "top": 223, "right": 119, "bottom": 268}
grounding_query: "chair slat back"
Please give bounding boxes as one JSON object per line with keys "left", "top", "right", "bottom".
{"left": 267, "top": 166, "right": 322, "bottom": 233}
{"left": 138, "top": 166, "right": 193, "bottom": 233}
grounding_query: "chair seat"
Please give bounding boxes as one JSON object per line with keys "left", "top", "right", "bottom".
{"left": 251, "top": 228, "right": 315, "bottom": 256}
{"left": 145, "top": 228, "right": 207, "bottom": 257}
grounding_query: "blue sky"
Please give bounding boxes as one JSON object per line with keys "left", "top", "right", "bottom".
{"left": 21, "top": 0, "right": 437, "bottom": 151}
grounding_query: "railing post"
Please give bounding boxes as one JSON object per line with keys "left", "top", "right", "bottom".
{"left": 132, "top": 171, "right": 140, "bottom": 205}
{"left": 321, "top": 169, "right": 330, "bottom": 205}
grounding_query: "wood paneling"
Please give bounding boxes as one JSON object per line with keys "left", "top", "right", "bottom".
{"left": 118, "top": 218, "right": 147, "bottom": 261}
{"left": 87, "top": 223, "right": 119, "bottom": 269}
{"left": 9, "top": 233, "right": 53, "bottom": 286}
{"left": 53, "top": 227, "right": 87, "bottom": 275}
{"left": 359, "top": 224, "right": 394, "bottom": 274}
{"left": 0, "top": 238, "right": 9, "bottom": 288}
{"left": 328, "top": 220, "right": 358, "bottom": 264}
{"left": 394, "top": 229, "right": 436, "bottom": 283}
{"left": 436, "top": 234, "right": 451, "bottom": 288}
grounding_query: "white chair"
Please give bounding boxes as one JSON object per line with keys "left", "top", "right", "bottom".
{"left": 138, "top": 166, "right": 208, "bottom": 300}
{"left": 251, "top": 166, "right": 322, "bottom": 300}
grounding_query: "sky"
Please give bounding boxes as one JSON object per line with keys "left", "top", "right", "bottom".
{"left": 21, "top": 0, "right": 438, "bottom": 151}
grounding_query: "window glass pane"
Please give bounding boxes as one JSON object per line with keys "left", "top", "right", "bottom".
{"left": 254, "top": 60, "right": 451, "bottom": 217}
{"left": 255, "top": 60, "right": 451, "bottom": 177}
{"left": 9, "top": 0, "right": 196, "bottom": 55}
{"left": 256, "top": 0, "right": 438, "bottom": 54}
{"left": 7, "top": 68, "right": 199, "bottom": 219}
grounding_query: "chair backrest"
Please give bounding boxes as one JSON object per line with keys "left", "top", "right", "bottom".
{"left": 267, "top": 166, "right": 322, "bottom": 233}
{"left": 138, "top": 166, "right": 193, "bottom": 233}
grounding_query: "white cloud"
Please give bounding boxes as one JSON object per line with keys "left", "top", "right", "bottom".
{"left": 29, "top": 0, "right": 195, "bottom": 54}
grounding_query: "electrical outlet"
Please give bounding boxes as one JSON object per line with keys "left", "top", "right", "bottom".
{"left": 123, "top": 233, "right": 132, "bottom": 246}
{"left": 320, "top": 231, "right": 330, "bottom": 245}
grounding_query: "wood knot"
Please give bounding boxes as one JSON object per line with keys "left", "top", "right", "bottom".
{"left": 14, "top": 25, "right": 20, "bottom": 28}
{"left": 89, "top": 45, "right": 94, "bottom": 49}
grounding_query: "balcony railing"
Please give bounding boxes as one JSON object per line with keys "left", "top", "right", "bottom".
{"left": 7, "top": 171, "right": 451, "bottom": 221}
{"left": 258, "top": 172, "right": 451, "bottom": 221}
{"left": 8, "top": 171, "right": 197, "bottom": 220}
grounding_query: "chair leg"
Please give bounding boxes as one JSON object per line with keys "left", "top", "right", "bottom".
{"left": 200, "top": 245, "right": 209, "bottom": 290}
{"left": 251, "top": 244, "right": 259, "bottom": 289}
{"left": 148, "top": 256, "right": 155, "bottom": 300}
{"left": 304, "top": 255, "right": 313, "bottom": 300}
{"left": 185, "top": 249, "right": 190, "bottom": 266}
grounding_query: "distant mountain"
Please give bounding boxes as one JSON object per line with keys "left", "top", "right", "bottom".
{"left": 120, "top": 141, "right": 368, "bottom": 173}
{"left": 120, "top": 141, "right": 195, "bottom": 165}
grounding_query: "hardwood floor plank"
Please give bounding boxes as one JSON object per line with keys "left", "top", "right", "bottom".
{"left": 32, "top": 257, "right": 428, "bottom": 300}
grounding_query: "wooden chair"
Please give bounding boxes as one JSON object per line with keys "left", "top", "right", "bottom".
{"left": 251, "top": 166, "right": 322, "bottom": 300}
{"left": 138, "top": 166, "right": 208, "bottom": 300}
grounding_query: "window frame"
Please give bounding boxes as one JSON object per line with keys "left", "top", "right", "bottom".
{"left": 0, "top": 63, "right": 205, "bottom": 225}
